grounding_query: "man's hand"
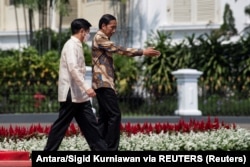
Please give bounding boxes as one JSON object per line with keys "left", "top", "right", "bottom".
{"left": 143, "top": 47, "right": 161, "bottom": 57}
{"left": 86, "top": 88, "right": 96, "bottom": 97}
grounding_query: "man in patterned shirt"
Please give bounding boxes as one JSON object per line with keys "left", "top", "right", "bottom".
{"left": 92, "top": 14, "right": 161, "bottom": 151}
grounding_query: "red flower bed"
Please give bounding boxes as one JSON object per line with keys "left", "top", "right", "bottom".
{"left": 0, "top": 117, "right": 235, "bottom": 139}
{"left": 120, "top": 117, "right": 235, "bottom": 136}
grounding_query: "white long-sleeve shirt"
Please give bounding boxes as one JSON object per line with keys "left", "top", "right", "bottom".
{"left": 58, "top": 36, "right": 91, "bottom": 102}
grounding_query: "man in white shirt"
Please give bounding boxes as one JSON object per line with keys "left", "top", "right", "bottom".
{"left": 44, "top": 18, "right": 107, "bottom": 151}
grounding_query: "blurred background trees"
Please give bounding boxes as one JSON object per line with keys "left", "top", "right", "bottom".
{"left": 0, "top": 2, "right": 249, "bottom": 115}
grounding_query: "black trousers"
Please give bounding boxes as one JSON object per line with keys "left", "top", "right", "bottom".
{"left": 44, "top": 90, "right": 108, "bottom": 151}
{"left": 95, "top": 88, "right": 121, "bottom": 151}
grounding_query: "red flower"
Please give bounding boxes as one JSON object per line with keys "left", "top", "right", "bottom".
{"left": 33, "top": 92, "right": 46, "bottom": 108}
{"left": 33, "top": 93, "right": 46, "bottom": 100}
{"left": 0, "top": 117, "right": 236, "bottom": 139}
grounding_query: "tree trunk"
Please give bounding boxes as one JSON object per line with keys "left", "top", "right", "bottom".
{"left": 14, "top": 1, "right": 21, "bottom": 50}
{"left": 58, "top": 13, "right": 63, "bottom": 54}
{"left": 22, "top": 1, "right": 29, "bottom": 46}
{"left": 28, "top": 9, "right": 34, "bottom": 46}
{"left": 48, "top": 0, "right": 53, "bottom": 50}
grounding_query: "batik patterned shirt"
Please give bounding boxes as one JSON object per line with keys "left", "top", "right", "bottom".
{"left": 92, "top": 30, "right": 143, "bottom": 91}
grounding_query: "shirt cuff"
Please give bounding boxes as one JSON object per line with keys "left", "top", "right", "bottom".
{"left": 83, "top": 82, "right": 91, "bottom": 91}
{"left": 137, "top": 49, "right": 143, "bottom": 56}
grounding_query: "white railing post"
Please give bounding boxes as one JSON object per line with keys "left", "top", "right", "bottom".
{"left": 171, "top": 69, "right": 203, "bottom": 116}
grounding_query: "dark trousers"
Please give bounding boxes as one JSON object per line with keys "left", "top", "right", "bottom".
{"left": 95, "top": 88, "right": 121, "bottom": 151}
{"left": 44, "top": 90, "right": 108, "bottom": 151}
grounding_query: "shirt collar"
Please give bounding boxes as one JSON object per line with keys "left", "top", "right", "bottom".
{"left": 96, "top": 30, "right": 109, "bottom": 39}
{"left": 70, "top": 36, "right": 83, "bottom": 47}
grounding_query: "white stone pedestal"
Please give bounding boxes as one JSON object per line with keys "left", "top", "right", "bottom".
{"left": 171, "top": 69, "right": 203, "bottom": 116}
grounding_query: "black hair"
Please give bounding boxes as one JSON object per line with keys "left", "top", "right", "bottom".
{"left": 71, "top": 18, "right": 92, "bottom": 34}
{"left": 98, "top": 14, "right": 116, "bottom": 29}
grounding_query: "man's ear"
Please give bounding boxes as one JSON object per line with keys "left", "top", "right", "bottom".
{"left": 101, "top": 23, "right": 106, "bottom": 29}
{"left": 80, "top": 28, "right": 84, "bottom": 33}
